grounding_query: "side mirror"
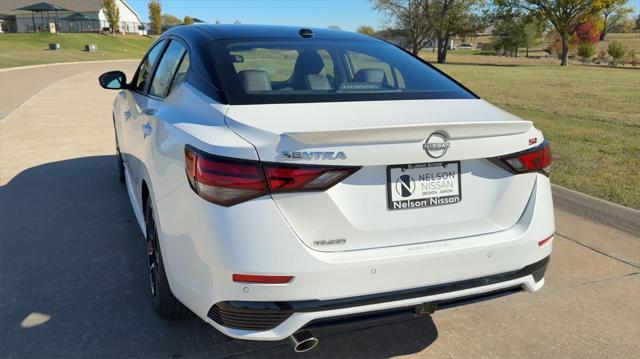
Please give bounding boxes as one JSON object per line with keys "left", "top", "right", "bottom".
{"left": 99, "top": 71, "right": 127, "bottom": 90}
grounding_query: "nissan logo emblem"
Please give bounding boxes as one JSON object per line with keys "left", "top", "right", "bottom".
{"left": 423, "top": 132, "right": 450, "bottom": 158}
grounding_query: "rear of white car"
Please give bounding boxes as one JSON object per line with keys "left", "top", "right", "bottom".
{"left": 102, "top": 25, "right": 554, "bottom": 350}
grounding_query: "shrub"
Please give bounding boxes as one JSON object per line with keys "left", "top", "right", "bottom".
{"left": 577, "top": 42, "right": 595, "bottom": 62}
{"left": 475, "top": 50, "right": 497, "bottom": 56}
{"left": 480, "top": 42, "right": 495, "bottom": 51}
{"left": 607, "top": 41, "right": 627, "bottom": 66}
{"left": 629, "top": 50, "right": 639, "bottom": 67}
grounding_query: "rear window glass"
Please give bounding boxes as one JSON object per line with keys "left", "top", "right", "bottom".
{"left": 212, "top": 39, "right": 475, "bottom": 105}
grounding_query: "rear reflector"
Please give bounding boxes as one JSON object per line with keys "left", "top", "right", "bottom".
{"left": 538, "top": 235, "right": 553, "bottom": 247}
{"left": 233, "top": 274, "right": 294, "bottom": 284}
{"left": 494, "top": 141, "right": 552, "bottom": 176}
{"left": 185, "top": 146, "right": 360, "bottom": 206}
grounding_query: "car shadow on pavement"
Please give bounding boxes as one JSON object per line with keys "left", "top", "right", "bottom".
{"left": 0, "top": 155, "right": 438, "bottom": 358}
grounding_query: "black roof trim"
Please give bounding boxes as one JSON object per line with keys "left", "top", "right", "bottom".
{"left": 179, "top": 24, "right": 380, "bottom": 42}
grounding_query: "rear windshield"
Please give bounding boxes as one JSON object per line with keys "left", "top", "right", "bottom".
{"left": 212, "top": 39, "right": 476, "bottom": 105}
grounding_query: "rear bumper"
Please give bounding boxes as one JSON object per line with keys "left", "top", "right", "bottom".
{"left": 156, "top": 175, "right": 555, "bottom": 341}
{"left": 207, "top": 256, "right": 549, "bottom": 340}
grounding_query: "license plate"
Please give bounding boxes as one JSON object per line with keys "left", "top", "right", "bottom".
{"left": 386, "top": 162, "right": 462, "bottom": 210}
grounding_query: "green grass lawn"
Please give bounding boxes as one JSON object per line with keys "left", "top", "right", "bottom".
{"left": 430, "top": 58, "right": 640, "bottom": 208}
{"left": 598, "top": 33, "right": 640, "bottom": 53}
{"left": 0, "top": 33, "right": 153, "bottom": 68}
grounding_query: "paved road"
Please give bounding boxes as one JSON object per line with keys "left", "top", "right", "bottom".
{"left": 0, "top": 60, "right": 137, "bottom": 120}
{"left": 1, "top": 63, "right": 638, "bottom": 358}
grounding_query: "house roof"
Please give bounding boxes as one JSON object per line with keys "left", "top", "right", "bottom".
{"left": 0, "top": 0, "right": 142, "bottom": 23}
{"left": 14, "top": 2, "right": 70, "bottom": 12}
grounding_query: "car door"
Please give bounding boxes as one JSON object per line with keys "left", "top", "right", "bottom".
{"left": 133, "top": 39, "right": 190, "bottom": 194}
{"left": 123, "top": 40, "right": 166, "bottom": 190}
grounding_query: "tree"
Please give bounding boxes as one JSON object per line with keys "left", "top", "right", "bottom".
{"left": 599, "top": 0, "right": 632, "bottom": 40}
{"left": 373, "top": 0, "right": 433, "bottom": 55}
{"left": 519, "top": 0, "right": 606, "bottom": 66}
{"left": 492, "top": 13, "right": 526, "bottom": 56}
{"left": 521, "top": 18, "right": 545, "bottom": 56}
{"left": 636, "top": 14, "right": 640, "bottom": 30}
{"left": 183, "top": 16, "right": 194, "bottom": 25}
{"left": 148, "top": 0, "right": 162, "bottom": 35}
{"left": 491, "top": 2, "right": 543, "bottom": 57}
{"left": 357, "top": 25, "right": 376, "bottom": 35}
{"left": 431, "top": 0, "right": 486, "bottom": 63}
{"left": 162, "top": 14, "right": 182, "bottom": 27}
{"left": 374, "top": 0, "right": 485, "bottom": 61}
{"left": 103, "top": 0, "right": 120, "bottom": 36}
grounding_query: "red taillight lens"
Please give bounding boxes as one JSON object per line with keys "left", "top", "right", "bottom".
{"left": 185, "top": 147, "right": 268, "bottom": 206}
{"left": 232, "top": 273, "right": 294, "bottom": 284}
{"left": 496, "top": 141, "right": 552, "bottom": 176}
{"left": 185, "top": 146, "right": 360, "bottom": 206}
{"left": 263, "top": 164, "right": 359, "bottom": 192}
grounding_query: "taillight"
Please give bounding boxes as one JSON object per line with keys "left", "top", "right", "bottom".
{"left": 494, "top": 141, "right": 552, "bottom": 176}
{"left": 185, "top": 146, "right": 360, "bottom": 206}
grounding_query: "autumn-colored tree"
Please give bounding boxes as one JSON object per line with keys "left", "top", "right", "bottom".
{"left": 183, "top": 16, "right": 194, "bottom": 25}
{"left": 357, "top": 25, "right": 376, "bottom": 35}
{"left": 574, "top": 21, "right": 601, "bottom": 44}
{"left": 103, "top": 0, "right": 120, "bottom": 36}
{"left": 599, "top": 0, "right": 632, "bottom": 40}
{"left": 148, "top": 0, "right": 162, "bottom": 35}
{"left": 522, "top": 0, "right": 610, "bottom": 66}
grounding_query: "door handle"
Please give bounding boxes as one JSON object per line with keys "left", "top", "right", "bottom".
{"left": 124, "top": 110, "right": 132, "bottom": 121}
{"left": 141, "top": 108, "right": 157, "bottom": 116}
{"left": 142, "top": 123, "right": 152, "bottom": 138}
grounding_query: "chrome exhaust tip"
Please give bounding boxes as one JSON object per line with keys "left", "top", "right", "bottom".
{"left": 289, "top": 330, "right": 318, "bottom": 353}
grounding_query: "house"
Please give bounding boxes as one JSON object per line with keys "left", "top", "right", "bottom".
{"left": 0, "top": 0, "right": 145, "bottom": 34}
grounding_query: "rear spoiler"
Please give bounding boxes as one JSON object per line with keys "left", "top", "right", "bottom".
{"left": 283, "top": 121, "right": 533, "bottom": 145}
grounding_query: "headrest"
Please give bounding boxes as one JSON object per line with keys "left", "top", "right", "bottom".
{"left": 353, "top": 68, "right": 386, "bottom": 83}
{"left": 239, "top": 70, "right": 272, "bottom": 92}
{"left": 293, "top": 51, "right": 325, "bottom": 76}
{"left": 306, "top": 74, "right": 332, "bottom": 90}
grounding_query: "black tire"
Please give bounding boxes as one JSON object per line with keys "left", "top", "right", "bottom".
{"left": 116, "top": 149, "right": 125, "bottom": 184}
{"left": 144, "top": 196, "right": 188, "bottom": 319}
{"left": 113, "top": 116, "right": 125, "bottom": 184}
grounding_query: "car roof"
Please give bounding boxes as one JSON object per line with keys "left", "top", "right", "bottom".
{"left": 165, "top": 24, "right": 379, "bottom": 42}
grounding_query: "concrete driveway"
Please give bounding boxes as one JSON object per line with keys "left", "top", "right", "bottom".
{"left": 1, "top": 62, "right": 638, "bottom": 358}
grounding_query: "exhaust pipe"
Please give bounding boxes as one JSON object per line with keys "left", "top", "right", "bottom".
{"left": 289, "top": 330, "right": 318, "bottom": 353}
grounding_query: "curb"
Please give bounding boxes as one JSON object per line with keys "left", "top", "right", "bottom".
{"left": 0, "top": 59, "right": 139, "bottom": 73}
{"left": 552, "top": 184, "right": 640, "bottom": 236}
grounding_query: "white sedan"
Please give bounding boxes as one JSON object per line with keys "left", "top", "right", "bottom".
{"left": 99, "top": 24, "right": 554, "bottom": 352}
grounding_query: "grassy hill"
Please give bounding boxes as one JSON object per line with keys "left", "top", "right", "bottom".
{"left": 432, "top": 61, "right": 640, "bottom": 208}
{"left": 0, "top": 33, "right": 154, "bottom": 68}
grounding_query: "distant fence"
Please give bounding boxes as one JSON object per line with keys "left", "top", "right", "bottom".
{"left": 22, "top": 19, "right": 142, "bottom": 34}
